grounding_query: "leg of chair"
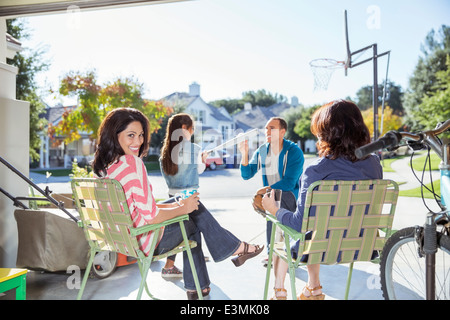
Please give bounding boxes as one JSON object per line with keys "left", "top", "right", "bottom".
{"left": 180, "top": 221, "right": 203, "bottom": 300}
{"left": 263, "top": 225, "right": 277, "bottom": 300}
{"left": 344, "top": 262, "right": 354, "bottom": 300}
{"left": 284, "top": 236, "right": 297, "bottom": 300}
{"left": 77, "top": 248, "right": 96, "bottom": 300}
{"left": 137, "top": 233, "right": 160, "bottom": 300}
{"left": 137, "top": 260, "right": 154, "bottom": 300}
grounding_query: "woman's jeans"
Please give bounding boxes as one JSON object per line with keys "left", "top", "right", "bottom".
{"left": 154, "top": 199, "right": 241, "bottom": 290}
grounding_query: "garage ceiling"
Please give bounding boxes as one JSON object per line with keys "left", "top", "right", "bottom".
{"left": 0, "top": 0, "right": 188, "bottom": 18}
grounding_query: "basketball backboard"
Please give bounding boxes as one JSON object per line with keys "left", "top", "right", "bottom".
{"left": 344, "top": 9, "right": 351, "bottom": 76}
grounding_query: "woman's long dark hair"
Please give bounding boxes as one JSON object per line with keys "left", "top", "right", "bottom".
{"left": 310, "top": 100, "right": 370, "bottom": 162}
{"left": 92, "top": 108, "right": 150, "bottom": 177}
{"left": 160, "top": 113, "right": 193, "bottom": 176}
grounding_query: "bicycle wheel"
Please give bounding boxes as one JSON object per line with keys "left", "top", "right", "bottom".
{"left": 380, "top": 227, "right": 450, "bottom": 300}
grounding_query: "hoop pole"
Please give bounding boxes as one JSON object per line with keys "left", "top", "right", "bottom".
{"left": 373, "top": 44, "right": 379, "bottom": 141}
{"left": 380, "top": 51, "right": 391, "bottom": 136}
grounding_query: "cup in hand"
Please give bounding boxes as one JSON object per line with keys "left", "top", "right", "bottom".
{"left": 266, "top": 188, "right": 282, "bottom": 208}
{"left": 174, "top": 189, "right": 197, "bottom": 205}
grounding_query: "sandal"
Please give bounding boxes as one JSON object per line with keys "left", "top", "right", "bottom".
{"left": 231, "top": 242, "right": 264, "bottom": 267}
{"left": 298, "top": 285, "right": 325, "bottom": 300}
{"left": 187, "top": 287, "right": 211, "bottom": 300}
{"left": 270, "top": 288, "right": 287, "bottom": 300}
{"left": 161, "top": 265, "right": 183, "bottom": 279}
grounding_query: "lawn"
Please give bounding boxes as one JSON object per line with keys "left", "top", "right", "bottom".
{"left": 399, "top": 180, "right": 441, "bottom": 199}
{"left": 383, "top": 151, "right": 442, "bottom": 198}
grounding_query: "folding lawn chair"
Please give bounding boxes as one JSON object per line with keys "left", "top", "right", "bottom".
{"left": 71, "top": 178, "right": 202, "bottom": 300}
{"left": 263, "top": 179, "right": 399, "bottom": 300}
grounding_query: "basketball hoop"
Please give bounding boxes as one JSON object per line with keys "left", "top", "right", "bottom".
{"left": 309, "top": 58, "right": 345, "bottom": 91}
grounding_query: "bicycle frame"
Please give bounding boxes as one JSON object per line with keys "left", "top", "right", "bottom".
{"left": 404, "top": 125, "right": 449, "bottom": 300}
{"left": 357, "top": 119, "right": 450, "bottom": 300}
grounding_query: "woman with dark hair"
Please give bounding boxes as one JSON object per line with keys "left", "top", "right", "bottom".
{"left": 92, "top": 108, "right": 263, "bottom": 299}
{"left": 262, "top": 100, "right": 382, "bottom": 300}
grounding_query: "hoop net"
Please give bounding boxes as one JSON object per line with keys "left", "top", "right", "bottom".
{"left": 310, "top": 59, "right": 345, "bottom": 91}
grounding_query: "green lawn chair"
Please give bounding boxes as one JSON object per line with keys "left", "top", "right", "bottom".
{"left": 263, "top": 179, "right": 399, "bottom": 300}
{"left": 71, "top": 178, "right": 202, "bottom": 300}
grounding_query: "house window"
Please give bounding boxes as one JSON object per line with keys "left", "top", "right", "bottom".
{"left": 221, "top": 125, "right": 228, "bottom": 139}
{"left": 197, "top": 110, "right": 205, "bottom": 124}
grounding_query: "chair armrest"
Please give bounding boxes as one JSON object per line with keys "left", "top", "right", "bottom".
{"left": 129, "top": 214, "right": 189, "bottom": 237}
{"left": 265, "top": 214, "right": 304, "bottom": 241}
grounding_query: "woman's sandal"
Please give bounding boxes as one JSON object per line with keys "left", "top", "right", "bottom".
{"left": 231, "top": 242, "right": 264, "bottom": 267}
{"left": 298, "top": 285, "right": 325, "bottom": 300}
{"left": 186, "top": 287, "right": 211, "bottom": 300}
{"left": 270, "top": 288, "right": 287, "bottom": 300}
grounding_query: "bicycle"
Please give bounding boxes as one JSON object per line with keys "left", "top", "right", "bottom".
{"left": 355, "top": 119, "right": 450, "bottom": 300}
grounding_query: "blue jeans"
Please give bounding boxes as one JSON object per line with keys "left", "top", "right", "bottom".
{"left": 154, "top": 198, "right": 241, "bottom": 290}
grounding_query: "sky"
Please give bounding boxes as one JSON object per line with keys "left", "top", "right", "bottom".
{"left": 17, "top": 0, "right": 450, "bottom": 108}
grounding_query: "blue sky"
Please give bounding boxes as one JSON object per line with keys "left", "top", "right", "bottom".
{"left": 21, "top": 0, "right": 450, "bottom": 107}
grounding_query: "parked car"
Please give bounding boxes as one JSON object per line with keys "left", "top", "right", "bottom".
{"left": 205, "top": 150, "right": 226, "bottom": 170}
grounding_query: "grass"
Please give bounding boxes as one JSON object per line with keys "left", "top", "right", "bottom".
{"left": 381, "top": 151, "right": 442, "bottom": 198}
{"left": 399, "top": 180, "right": 441, "bottom": 199}
{"left": 410, "top": 152, "right": 441, "bottom": 171}
{"left": 380, "top": 155, "right": 409, "bottom": 172}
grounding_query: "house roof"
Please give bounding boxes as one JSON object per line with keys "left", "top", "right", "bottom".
{"left": 41, "top": 105, "right": 76, "bottom": 125}
{"left": 232, "top": 103, "right": 294, "bottom": 131}
{"left": 233, "top": 106, "right": 274, "bottom": 130}
{"left": 160, "top": 92, "right": 232, "bottom": 123}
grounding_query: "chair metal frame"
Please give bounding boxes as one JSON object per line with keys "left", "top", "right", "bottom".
{"left": 263, "top": 179, "right": 399, "bottom": 300}
{"left": 71, "top": 178, "right": 202, "bottom": 300}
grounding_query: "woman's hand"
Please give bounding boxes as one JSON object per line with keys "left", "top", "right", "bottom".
{"left": 181, "top": 192, "right": 200, "bottom": 214}
{"left": 262, "top": 189, "right": 278, "bottom": 215}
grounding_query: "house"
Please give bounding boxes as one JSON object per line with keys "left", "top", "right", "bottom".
{"left": 38, "top": 105, "right": 95, "bottom": 168}
{"left": 161, "top": 82, "right": 235, "bottom": 150}
{"left": 232, "top": 97, "right": 302, "bottom": 152}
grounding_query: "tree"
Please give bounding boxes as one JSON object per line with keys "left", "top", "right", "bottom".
{"left": 280, "top": 104, "right": 304, "bottom": 142}
{"left": 209, "top": 89, "right": 287, "bottom": 114}
{"left": 415, "top": 55, "right": 450, "bottom": 136}
{"left": 361, "top": 105, "right": 403, "bottom": 137}
{"left": 355, "top": 81, "right": 404, "bottom": 115}
{"left": 241, "top": 89, "right": 287, "bottom": 107}
{"left": 293, "top": 105, "right": 320, "bottom": 150}
{"left": 52, "top": 71, "right": 171, "bottom": 146}
{"left": 403, "top": 25, "right": 450, "bottom": 130}
{"left": 7, "top": 18, "right": 49, "bottom": 161}
{"left": 209, "top": 98, "right": 243, "bottom": 115}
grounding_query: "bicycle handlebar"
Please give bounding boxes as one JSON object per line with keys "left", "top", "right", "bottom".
{"left": 355, "top": 131, "right": 402, "bottom": 159}
{"left": 355, "top": 119, "right": 450, "bottom": 160}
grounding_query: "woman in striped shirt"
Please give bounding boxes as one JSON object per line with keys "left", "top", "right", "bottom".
{"left": 92, "top": 108, "right": 263, "bottom": 300}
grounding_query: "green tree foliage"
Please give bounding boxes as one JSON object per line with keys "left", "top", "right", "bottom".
{"left": 241, "top": 89, "right": 287, "bottom": 107}
{"left": 52, "top": 70, "right": 171, "bottom": 145}
{"left": 403, "top": 25, "right": 450, "bottom": 130}
{"left": 355, "top": 81, "right": 404, "bottom": 115}
{"left": 280, "top": 105, "right": 304, "bottom": 142}
{"left": 293, "top": 105, "right": 320, "bottom": 149}
{"left": 209, "top": 89, "right": 287, "bottom": 114}
{"left": 415, "top": 55, "right": 450, "bottom": 136}
{"left": 6, "top": 18, "right": 49, "bottom": 161}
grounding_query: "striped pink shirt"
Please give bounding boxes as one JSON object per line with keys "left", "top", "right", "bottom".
{"left": 106, "top": 154, "right": 163, "bottom": 256}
